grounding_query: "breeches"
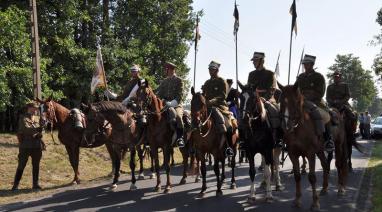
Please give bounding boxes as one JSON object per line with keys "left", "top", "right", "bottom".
{"left": 17, "top": 148, "right": 42, "bottom": 172}
{"left": 167, "top": 106, "right": 184, "bottom": 129}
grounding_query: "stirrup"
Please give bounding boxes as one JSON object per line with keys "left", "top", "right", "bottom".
{"left": 177, "top": 138, "right": 185, "bottom": 148}
{"left": 225, "top": 147, "right": 234, "bottom": 157}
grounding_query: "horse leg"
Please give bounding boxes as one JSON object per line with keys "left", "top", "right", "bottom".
{"left": 221, "top": 155, "right": 226, "bottom": 184}
{"left": 195, "top": 156, "right": 201, "bottom": 183}
{"left": 163, "top": 147, "right": 172, "bottom": 193}
{"left": 264, "top": 162, "right": 273, "bottom": 202}
{"left": 73, "top": 146, "right": 81, "bottom": 184}
{"left": 150, "top": 149, "right": 156, "bottom": 179}
{"left": 307, "top": 155, "right": 320, "bottom": 211}
{"left": 290, "top": 154, "right": 302, "bottom": 208}
{"left": 106, "top": 142, "right": 116, "bottom": 177}
{"left": 273, "top": 147, "right": 283, "bottom": 191}
{"left": 153, "top": 147, "right": 161, "bottom": 192}
{"left": 129, "top": 147, "right": 137, "bottom": 190}
{"left": 335, "top": 140, "right": 348, "bottom": 196}
{"left": 179, "top": 147, "right": 188, "bottom": 185}
{"left": 198, "top": 155, "right": 207, "bottom": 197}
{"left": 247, "top": 153, "right": 256, "bottom": 203}
{"left": 170, "top": 148, "right": 175, "bottom": 167}
{"left": 347, "top": 136, "right": 353, "bottom": 172}
{"left": 137, "top": 145, "right": 145, "bottom": 180}
{"left": 65, "top": 145, "right": 79, "bottom": 184}
{"left": 317, "top": 151, "right": 330, "bottom": 196}
{"left": 214, "top": 157, "right": 222, "bottom": 197}
{"left": 111, "top": 145, "right": 121, "bottom": 190}
{"left": 208, "top": 153, "right": 212, "bottom": 166}
{"left": 230, "top": 146, "right": 237, "bottom": 189}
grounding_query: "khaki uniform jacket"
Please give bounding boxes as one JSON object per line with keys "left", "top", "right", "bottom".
{"left": 295, "top": 70, "right": 326, "bottom": 105}
{"left": 17, "top": 113, "right": 43, "bottom": 149}
{"left": 326, "top": 82, "right": 351, "bottom": 108}
{"left": 202, "top": 76, "right": 229, "bottom": 109}
{"left": 157, "top": 75, "right": 184, "bottom": 104}
{"left": 117, "top": 78, "right": 141, "bottom": 101}
{"left": 247, "top": 68, "right": 277, "bottom": 100}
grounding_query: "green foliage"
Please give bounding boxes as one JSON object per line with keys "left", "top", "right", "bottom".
{"left": 373, "top": 8, "right": 382, "bottom": 77}
{"left": 368, "top": 98, "right": 382, "bottom": 117}
{"left": 328, "top": 54, "right": 377, "bottom": 112}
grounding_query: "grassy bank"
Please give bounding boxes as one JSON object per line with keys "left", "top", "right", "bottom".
{"left": 370, "top": 141, "right": 382, "bottom": 212}
{"left": 0, "top": 132, "right": 182, "bottom": 205}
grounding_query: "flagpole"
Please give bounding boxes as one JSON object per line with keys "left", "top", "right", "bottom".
{"left": 193, "top": 46, "right": 197, "bottom": 89}
{"left": 234, "top": 1, "right": 239, "bottom": 90}
{"left": 235, "top": 30, "right": 238, "bottom": 90}
{"left": 287, "top": 30, "right": 293, "bottom": 85}
{"left": 193, "top": 15, "right": 199, "bottom": 89}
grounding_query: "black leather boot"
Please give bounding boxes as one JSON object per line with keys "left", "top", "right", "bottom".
{"left": 176, "top": 128, "right": 185, "bottom": 148}
{"left": 323, "top": 126, "right": 335, "bottom": 152}
{"left": 32, "top": 167, "right": 42, "bottom": 190}
{"left": 12, "top": 169, "right": 23, "bottom": 191}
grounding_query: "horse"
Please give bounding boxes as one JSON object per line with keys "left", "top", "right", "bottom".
{"left": 38, "top": 97, "right": 113, "bottom": 184}
{"left": 239, "top": 87, "right": 282, "bottom": 202}
{"left": 190, "top": 87, "right": 238, "bottom": 197}
{"left": 343, "top": 111, "right": 363, "bottom": 172}
{"left": 83, "top": 101, "right": 139, "bottom": 189}
{"left": 135, "top": 79, "right": 191, "bottom": 193}
{"left": 278, "top": 84, "right": 330, "bottom": 210}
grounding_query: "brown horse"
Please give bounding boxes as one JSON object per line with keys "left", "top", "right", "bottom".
{"left": 84, "top": 101, "right": 139, "bottom": 189}
{"left": 278, "top": 85, "right": 330, "bottom": 210}
{"left": 190, "top": 88, "right": 238, "bottom": 197}
{"left": 135, "top": 80, "right": 191, "bottom": 193}
{"left": 38, "top": 97, "right": 113, "bottom": 184}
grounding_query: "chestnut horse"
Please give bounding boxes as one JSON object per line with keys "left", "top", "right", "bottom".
{"left": 190, "top": 88, "right": 238, "bottom": 197}
{"left": 84, "top": 101, "right": 139, "bottom": 189}
{"left": 278, "top": 85, "right": 331, "bottom": 210}
{"left": 239, "top": 88, "right": 282, "bottom": 203}
{"left": 39, "top": 97, "right": 113, "bottom": 184}
{"left": 135, "top": 80, "right": 191, "bottom": 193}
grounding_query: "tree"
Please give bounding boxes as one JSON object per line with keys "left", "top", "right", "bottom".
{"left": 368, "top": 98, "right": 382, "bottom": 117}
{"left": 373, "top": 8, "right": 382, "bottom": 76}
{"left": 328, "top": 54, "right": 377, "bottom": 112}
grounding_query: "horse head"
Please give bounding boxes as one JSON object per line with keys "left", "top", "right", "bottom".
{"left": 136, "top": 79, "right": 159, "bottom": 115}
{"left": 36, "top": 95, "right": 57, "bottom": 125}
{"left": 279, "top": 84, "right": 304, "bottom": 132}
{"left": 190, "top": 87, "right": 208, "bottom": 128}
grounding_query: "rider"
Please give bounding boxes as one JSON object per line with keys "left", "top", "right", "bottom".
{"left": 156, "top": 62, "right": 185, "bottom": 148}
{"left": 246, "top": 52, "right": 282, "bottom": 147}
{"left": 295, "top": 54, "right": 335, "bottom": 152}
{"left": 226, "top": 79, "right": 239, "bottom": 119}
{"left": 202, "top": 60, "right": 234, "bottom": 157}
{"left": 326, "top": 71, "right": 356, "bottom": 120}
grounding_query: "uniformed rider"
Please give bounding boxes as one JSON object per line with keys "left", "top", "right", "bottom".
{"left": 156, "top": 62, "right": 185, "bottom": 148}
{"left": 226, "top": 79, "right": 239, "bottom": 119}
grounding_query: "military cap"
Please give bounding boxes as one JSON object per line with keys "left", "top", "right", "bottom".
{"left": 226, "top": 79, "right": 233, "bottom": 84}
{"left": 251, "top": 52, "right": 265, "bottom": 61}
{"left": 332, "top": 71, "right": 341, "bottom": 77}
{"left": 208, "top": 60, "right": 221, "bottom": 70}
{"left": 164, "top": 62, "right": 177, "bottom": 69}
{"left": 130, "top": 64, "right": 140, "bottom": 72}
{"left": 302, "top": 54, "right": 316, "bottom": 64}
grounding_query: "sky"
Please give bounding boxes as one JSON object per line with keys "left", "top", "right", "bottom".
{"left": 185, "top": 0, "right": 382, "bottom": 97}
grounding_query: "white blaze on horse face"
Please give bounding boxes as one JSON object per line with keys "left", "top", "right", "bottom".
{"left": 242, "top": 92, "right": 250, "bottom": 119}
{"left": 284, "top": 108, "right": 289, "bottom": 128}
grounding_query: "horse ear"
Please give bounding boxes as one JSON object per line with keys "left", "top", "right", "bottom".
{"left": 191, "top": 87, "right": 195, "bottom": 96}
{"left": 138, "top": 79, "right": 142, "bottom": 87}
{"left": 46, "top": 94, "right": 53, "bottom": 102}
{"left": 293, "top": 83, "right": 298, "bottom": 91}
{"left": 277, "top": 81, "right": 284, "bottom": 91}
{"left": 237, "top": 81, "right": 244, "bottom": 90}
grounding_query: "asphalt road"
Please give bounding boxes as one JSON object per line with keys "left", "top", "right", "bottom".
{"left": 1, "top": 139, "right": 373, "bottom": 212}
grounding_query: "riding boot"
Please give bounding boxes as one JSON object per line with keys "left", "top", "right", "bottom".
{"left": 323, "top": 124, "right": 335, "bottom": 152}
{"left": 32, "top": 166, "right": 42, "bottom": 190}
{"left": 176, "top": 128, "right": 185, "bottom": 148}
{"left": 12, "top": 169, "right": 24, "bottom": 191}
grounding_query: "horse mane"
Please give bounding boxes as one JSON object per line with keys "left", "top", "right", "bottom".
{"left": 91, "top": 101, "right": 127, "bottom": 113}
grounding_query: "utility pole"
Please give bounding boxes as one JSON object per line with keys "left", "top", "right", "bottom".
{"left": 30, "top": 0, "right": 41, "bottom": 99}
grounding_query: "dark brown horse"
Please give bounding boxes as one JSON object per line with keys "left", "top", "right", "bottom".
{"left": 278, "top": 85, "right": 330, "bottom": 210}
{"left": 84, "top": 101, "right": 139, "bottom": 189}
{"left": 190, "top": 88, "right": 238, "bottom": 197}
{"left": 135, "top": 80, "right": 191, "bottom": 193}
{"left": 38, "top": 97, "right": 113, "bottom": 184}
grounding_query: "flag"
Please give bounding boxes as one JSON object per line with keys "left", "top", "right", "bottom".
{"left": 289, "top": 0, "right": 297, "bottom": 36}
{"left": 233, "top": 2, "right": 239, "bottom": 35}
{"left": 275, "top": 51, "right": 281, "bottom": 78}
{"left": 195, "top": 15, "right": 201, "bottom": 51}
{"left": 91, "top": 46, "right": 107, "bottom": 94}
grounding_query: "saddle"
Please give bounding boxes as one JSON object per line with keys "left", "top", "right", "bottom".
{"left": 69, "top": 108, "right": 86, "bottom": 129}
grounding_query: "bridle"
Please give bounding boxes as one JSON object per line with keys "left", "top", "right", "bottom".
{"left": 138, "top": 88, "right": 168, "bottom": 116}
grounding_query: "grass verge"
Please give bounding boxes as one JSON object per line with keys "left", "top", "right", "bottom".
{"left": 0, "top": 132, "right": 183, "bottom": 205}
{"left": 370, "top": 141, "right": 382, "bottom": 212}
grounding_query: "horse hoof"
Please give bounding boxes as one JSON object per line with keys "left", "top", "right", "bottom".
{"left": 138, "top": 173, "right": 145, "bottom": 180}
{"left": 154, "top": 186, "right": 161, "bottom": 192}
{"left": 247, "top": 197, "right": 256, "bottom": 204}
{"left": 292, "top": 200, "right": 301, "bottom": 208}
{"left": 164, "top": 187, "right": 171, "bottom": 194}
{"left": 310, "top": 203, "right": 320, "bottom": 211}
{"left": 179, "top": 178, "right": 187, "bottom": 185}
{"left": 130, "top": 183, "right": 137, "bottom": 190}
{"left": 110, "top": 184, "right": 118, "bottom": 190}
{"left": 197, "top": 192, "right": 205, "bottom": 198}
{"left": 230, "top": 183, "right": 237, "bottom": 190}
{"left": 216, "top": 190, "right": 223, "bottom": 197}
{"left": 265, "top": 196, "right": 274, "bottom": 203}
{"left": 276, "top": 184, "right": 284, "bottom": 191}
{"left": 195, "top": 176, "right": 201, "bottom": 183}
{"left": 150, "top": 173, "right": 157, "bottom": 179}
{"left": 320, "top": 189, "right": 328, "bottom": 196}
{"left": 338, "top": 189, "right": 346, "bottom": 197}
